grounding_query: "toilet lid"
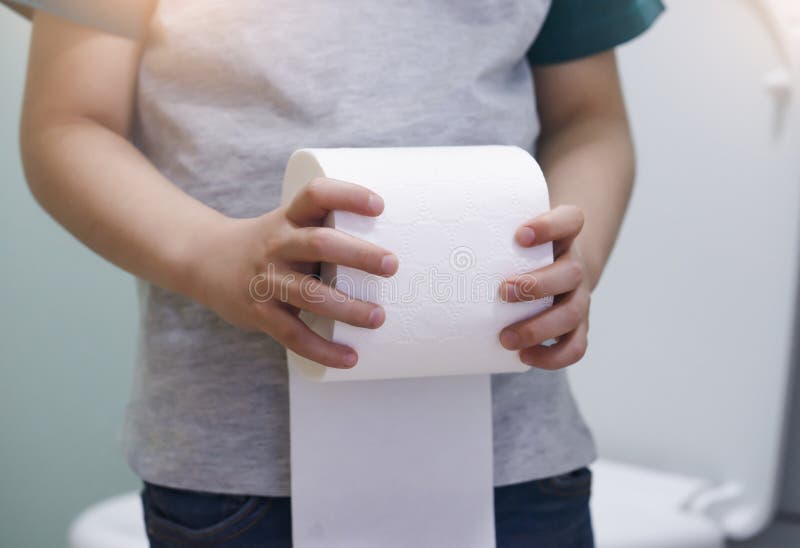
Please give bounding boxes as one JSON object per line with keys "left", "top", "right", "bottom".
{"left": 591, "top": 460, "right": 724, "bottom": 548}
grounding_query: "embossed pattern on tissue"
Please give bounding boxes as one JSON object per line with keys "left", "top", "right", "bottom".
{"left": 332, "top": 168, "right": 553, "bottom": 348}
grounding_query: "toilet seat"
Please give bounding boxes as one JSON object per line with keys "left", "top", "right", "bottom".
{"left": 68, "top": 493, "right": 147, "bottom": 548}
{"left": 591, "top": 459, "right": 725, "bottom": 548}
{"left": 68, "top": 459, "right": 727, "bottom": 548}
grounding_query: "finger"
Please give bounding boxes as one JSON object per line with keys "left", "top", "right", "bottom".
{"left": 518, "top": 320, "right": 588, "bottom": 370}
{"left": 286, "top": 178, "right": 384, "bottom": 226}
{"left": 264, "top": 306, "right": 359, "bottom": 368}
{"left": 515, "top": 204, "right": 584, "bottom": 250}
{"left": 499, "top": 289, "right": 587, "bottom": 350}
{"left": 280, "top": 273, "right": 385, "bottom": 329}
{"left": 500, "top": 257, "right": 584, "bottom": 302}
{"left": 280, "top": 227, "right": 399, "bottom": 277}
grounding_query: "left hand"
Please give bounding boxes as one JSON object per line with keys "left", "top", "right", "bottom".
{"left": 498, "top": 205, "right": 591, "bottom": 370}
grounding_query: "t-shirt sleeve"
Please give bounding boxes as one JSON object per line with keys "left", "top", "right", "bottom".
{"left": 1, "top": 0, "right": 33, "bottom": 19}
{"left": 527, "top": 0, "right": 665, "bottom": 65}
{"left": 1, "top": 0, "right": 149, "bottom": 37}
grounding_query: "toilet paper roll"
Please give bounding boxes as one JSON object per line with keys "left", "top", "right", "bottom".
{"left": 282, "top": 146, "right": 554, "bottom": 548}
{"left": 281, "top": 146, "right": 554, "bottom": 381}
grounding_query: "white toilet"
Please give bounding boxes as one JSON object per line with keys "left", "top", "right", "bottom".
{"left": 69, "top": 493, "right": 147, "bottom": 548}
{"left": 69, "top": 400, "right": 794, "bottom": 548}
{"left": 67, "top": 452, "right": 760, "bottom": 548}
{"left": 591, "top": 460, "right": 726, "bottom": 548}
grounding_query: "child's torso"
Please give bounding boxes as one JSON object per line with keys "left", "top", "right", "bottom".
{"left": 124, "top": 0, "right": 594, "bottom": 498}
{"left": 133, "top": 0, "right": 550, "bottom": 216}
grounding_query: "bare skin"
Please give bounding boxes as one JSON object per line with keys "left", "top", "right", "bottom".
{"left": 20, "top": 11, "right": 633, "bottom": 372}
{"left": 498, "top": 51, "right": 635, "bottom": 369}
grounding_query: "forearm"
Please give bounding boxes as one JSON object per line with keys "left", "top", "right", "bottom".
{"left": 536, "top": 113, "right": 635, "bottom": 288}
{"left": 20, "top": 118, "right": 225, "bottom": 295}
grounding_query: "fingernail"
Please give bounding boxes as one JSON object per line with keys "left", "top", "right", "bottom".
{"left": 520, "top": 351, "right": 534, "bottom": 366}
{"left": 368, "top": 307, "right": 385, "bottom": 327}
{"left": 499, "top": 282, "right": 517, "bottom": 302}
{"left": 368, "top": 194, "right": 384, "bottom": 215}
{"left": 343, "top": 350, "right": 358, "bottom": 368}
{"left": 516, "top": 227, "right": 536, "bottom": 247}
{"left": 381, "top": 254, "right": 399, "bottom": 275}
{"left": 500, "top": 330, "right": 520, "bottom": 350}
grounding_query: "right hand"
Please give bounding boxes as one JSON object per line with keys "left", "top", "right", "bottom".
{"left": 185, "top": 178, "right": 398, "bottom": 369}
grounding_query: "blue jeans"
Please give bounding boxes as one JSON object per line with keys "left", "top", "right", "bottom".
{"left": 141, "top": 467, "right": 594, "bottom": 547}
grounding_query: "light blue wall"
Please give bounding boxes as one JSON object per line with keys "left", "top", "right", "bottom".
{"left": 0, "top": 11, "right": 140, "bottom": 548}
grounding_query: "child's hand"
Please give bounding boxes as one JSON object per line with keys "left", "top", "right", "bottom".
{"left": 187, "top": 178, "right": 399, "bottom": 369}
{"left": 498, "top": 205, "right": 591, "bottom": 370}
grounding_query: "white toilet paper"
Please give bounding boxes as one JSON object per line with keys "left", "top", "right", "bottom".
{"left": 281, "top": 146, "right": 553, "bottom": 548}
{"left": 281, "top": 146, "right": 554, "bottom": 381}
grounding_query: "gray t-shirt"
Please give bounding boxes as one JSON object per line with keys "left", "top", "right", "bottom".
{"left": 125, "top": 0, "right": 607, "bottom": 497}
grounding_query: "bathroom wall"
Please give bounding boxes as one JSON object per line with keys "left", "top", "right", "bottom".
{"left": 0, "top": 11, "right": 140, "bottom": 548}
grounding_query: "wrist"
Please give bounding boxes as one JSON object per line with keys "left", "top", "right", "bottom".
{"left": 572, "top": 238, "right": 603, "bottom": 290}
{"left": 166, "top": 207, "right": 232, "bottom": 303}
